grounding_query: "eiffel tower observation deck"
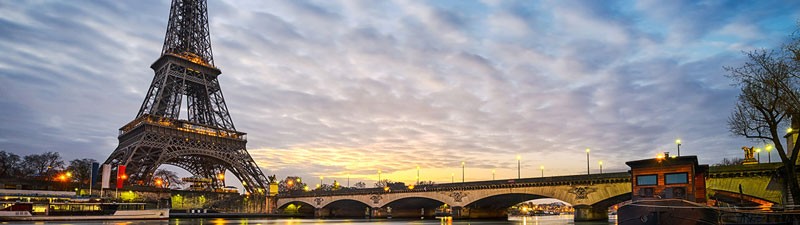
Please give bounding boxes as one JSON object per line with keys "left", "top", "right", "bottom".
{"left": 104, "top": 0, "right": 269, "bottom": 194}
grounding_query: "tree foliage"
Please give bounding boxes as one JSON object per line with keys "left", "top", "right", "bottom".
{"left": 0, "top": 151, "right": 21, "bottom": 177}
{"left": 278, "top": 176, "right": 307, "bottom": 192}
{"left": 726, "top": 28, "right": 800, "bottom": 204}
{"left": 66, "top": 158, "right": 96, "bottom": 184}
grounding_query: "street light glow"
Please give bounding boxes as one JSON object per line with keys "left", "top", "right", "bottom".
{"left": 586, "top": 148, "right": 590, "bottom": 153}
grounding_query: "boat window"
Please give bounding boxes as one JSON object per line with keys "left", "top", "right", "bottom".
{"left": 665, "top": 173, "right": 688, "bottom": 184}
{"left": 636, "top": 174, "right": 657, "bottom": 186}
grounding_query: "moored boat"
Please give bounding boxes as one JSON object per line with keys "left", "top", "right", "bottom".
{"left": 0, "top": 201, "right": 169, "bottom": 221}
{"left": 0, "top": 189, "right": 168, "bottom": 221}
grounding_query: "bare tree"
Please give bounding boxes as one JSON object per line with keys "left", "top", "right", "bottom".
{"left": 21, "top": 152, "right": 64, "bottom": 180}
{"left": 713, "top": 157, "right": 745, "bottom": 166}
{"left": 417, "top": 180, "right": 436, "bottom": 185}
{"left": 727, "top": 44, "right": 800, "bottom": 204}
{"left": 0, "top": 151, "right": 21, "bottom": 177}
{"left": 374, "top": 179, "right": 392, "bottom": 188}
{"left": 353, "top": 181, "right": 366, "bottom": 189}
{"left": 153, "top": 169, "right": 185, "bottom": 189}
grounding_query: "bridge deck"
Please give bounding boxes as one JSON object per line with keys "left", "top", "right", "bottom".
{"left": 280, "top": 172, "right": 630, "bottom": 198}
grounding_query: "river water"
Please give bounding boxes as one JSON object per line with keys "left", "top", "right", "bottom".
{"left": 1, "top": 215, "right": 617, "bottom": 225}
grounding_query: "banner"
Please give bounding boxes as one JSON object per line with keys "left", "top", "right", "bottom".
{"left": 101, "top": 164, "right": 111, "bottom": 189}
{"left": 90, "top": 162, "right": 99, "bottom": 187}
{"left": 116, "top": 165, "right": 126, "bottom": 189}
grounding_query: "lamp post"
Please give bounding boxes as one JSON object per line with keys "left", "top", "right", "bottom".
{"left": 516, "top": 155, "right": 521, "bottom": 179}
{"left": 766, "top": 144, "right": 773, "bottom": 163}
{"left": 540, "top": 165, "right": 544, "bottom": 178}
{"left": 320, "top": 176, "right": 324, "bottom": 187}
{"left": 347, "top": 173, "right": 350, "bottom": 187}
{"left": 451, "top": 173, "right": 454, "bottom": 183}
{"left": 755, "top": 148, "right": 761, "bottom": 163}
{"left": 676, "top": 139, "right": 681, "bottom": 157}
{"left": 378, "top": 169, "right": 382, "bottom": 182}
{"left": 585, "top": 148, "right": 590, "bottom": 175}
{"left": 492, "top": 169, "right": 495, "bottom": 180}
{"left": 599, "top": 161, "right": 603, "bottom": 174}
{"left": 461, "top": 161, "right": 465, "bottom": 183}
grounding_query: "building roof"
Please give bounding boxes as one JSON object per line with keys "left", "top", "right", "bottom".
{"left": 625, "top": 155, "right": 700, "bottom": 169}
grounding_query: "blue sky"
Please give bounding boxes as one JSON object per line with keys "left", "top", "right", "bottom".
{"left": 1, "top": 0, "right": 799, "bottom": 187}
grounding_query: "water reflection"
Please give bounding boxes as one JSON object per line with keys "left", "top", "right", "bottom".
{"left": 4, "top": 215, "right": 616, "bottom": 225}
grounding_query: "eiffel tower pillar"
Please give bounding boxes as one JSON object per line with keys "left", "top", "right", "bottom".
{"left": 103, "top": 0, "right": 268, "bottom": 195}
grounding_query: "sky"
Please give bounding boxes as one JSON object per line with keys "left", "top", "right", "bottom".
{"left": 1, "top": 0, "right": 800, "bottom": 189}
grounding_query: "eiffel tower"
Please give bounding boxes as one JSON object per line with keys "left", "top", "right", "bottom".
{"left": 104, "top": 0, "right": 268, "bottom": 194}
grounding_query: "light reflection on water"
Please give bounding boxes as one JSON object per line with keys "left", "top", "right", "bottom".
{"left": 0, "top": 215, "right": 616, "bottom": 225}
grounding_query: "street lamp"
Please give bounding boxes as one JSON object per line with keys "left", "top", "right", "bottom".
{"left": 347, "top": 173, "right": 350, "bottom": 187}
{"left": 492, "top": 169, "right": 496, "bottom": 180}
{"left": 585, "top": 148, "right": 591, "bottom": 175}
{"left": 516, "top": 155, "right": 521, "bottom": 179}
{"left": 378, "top": 169, "right": 382, "bottom": 182}
{"left": 676, "top": 139, "right": 681, "bottom": 157}
{"left": 599, "top": 161, "right": 603, "bottom": 174}
{"left": 766, "top": 144, "right": 773, "bottom": 163}
{"left": 540, "top": 165, "right": 544, "bottom": 178}
{"left": 755, "top": 148, "right": 761, "bottom": 163}
{"left": 451, "top": 173, "right": 454, "bottom": 183}
{"left": 461, "top": 161, "right": 465, "bottom": 183}
{"left": 320, "top": 176, "right": 324, "bottom": 187}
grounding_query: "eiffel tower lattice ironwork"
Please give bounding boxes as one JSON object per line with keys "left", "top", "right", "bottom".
{"left": 104, "top": 0, "right": 269, "bottom": 194}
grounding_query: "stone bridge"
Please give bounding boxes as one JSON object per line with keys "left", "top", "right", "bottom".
{"left": 276, "top": 163, "right": 785, "bottom": 221}
{"left": 278, "top": 173, "right": 631, "bottom": 221}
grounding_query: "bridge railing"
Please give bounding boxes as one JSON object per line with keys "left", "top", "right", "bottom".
{"left": 279, "top": 172, "right": 630, "bottom": 198}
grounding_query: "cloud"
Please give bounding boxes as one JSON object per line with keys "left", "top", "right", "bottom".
{"left": 1, "top": 0, "right": 798, "bottom": 186}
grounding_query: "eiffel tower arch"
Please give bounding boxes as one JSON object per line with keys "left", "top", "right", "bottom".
{"left": 104, "top": 0, "right": 269, "bottom": 194}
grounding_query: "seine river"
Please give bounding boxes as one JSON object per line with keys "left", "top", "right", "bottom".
{"left": 0, "top": 215, "right": 617, "bottom": 225}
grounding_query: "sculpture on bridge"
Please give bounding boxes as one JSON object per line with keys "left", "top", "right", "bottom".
{"left": 448, "top": 191, "right": 467, "bottom": 202}
{"left": 568, "top": 186, "right": 596, "bottom": 199}
{"left": 370, "top": 195, "right": 382, "bottom": 204}
{"left": 742, "top": 146, "right": 758, "bottom": 165}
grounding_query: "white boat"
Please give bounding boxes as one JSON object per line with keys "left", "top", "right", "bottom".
{"left": 0, "top": 201, "right": 169, "bottom": 221}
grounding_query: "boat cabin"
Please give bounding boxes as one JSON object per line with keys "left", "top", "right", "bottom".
{"left": 626, "top": 154, "right": 708, "bottom": 203}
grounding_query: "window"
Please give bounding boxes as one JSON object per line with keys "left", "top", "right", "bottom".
{"left": 636, "top": 175, "right": 657, "bottom": 186}
{"left": 665, "top": 173, "right": 688, "bottom": 184}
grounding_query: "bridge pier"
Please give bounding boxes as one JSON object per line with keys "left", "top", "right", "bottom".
{"left": 313, "top": 207, "right": 326, "bottom": 218}
{"left": 573, "top": 205, "right": 608, "bottom": 222}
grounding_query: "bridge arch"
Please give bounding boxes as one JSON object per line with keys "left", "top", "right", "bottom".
{"left": 277, "top": 200, "right": 315, "bottom": 216}
{"left": 277, "top": 199, "right": 316, "bottom": 210}
{"left": 319, "top": 198, "right": 372, "bottom": 209}
{"left": 320, "top": 199, "right": 372, "bottom": 218}
{"left": 382, "top": 197, "right": 446, "bottom": 218}
{"left": 464, "top": 193, "right": 553, "bottom": 209}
